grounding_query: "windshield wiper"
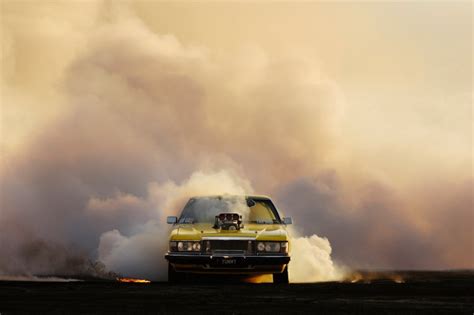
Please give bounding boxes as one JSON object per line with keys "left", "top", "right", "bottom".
{"left": 178, "top": 217, "right": 195, "bottom": 224}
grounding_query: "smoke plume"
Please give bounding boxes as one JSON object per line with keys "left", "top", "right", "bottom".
{"left": 1, "top": 1, "right": 471, "bottom": 280}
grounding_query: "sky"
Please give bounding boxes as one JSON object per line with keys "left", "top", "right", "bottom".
{"left": 0, "top": 0, "right": 472, "bottom": 278}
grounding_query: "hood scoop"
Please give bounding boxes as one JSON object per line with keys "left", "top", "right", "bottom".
{"left": 213, "top": 212, "right": 243, "bottom": 231}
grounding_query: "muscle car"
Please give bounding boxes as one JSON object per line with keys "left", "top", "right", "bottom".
{"left": 165, "top": 195, "right": 292, "bottom": 283}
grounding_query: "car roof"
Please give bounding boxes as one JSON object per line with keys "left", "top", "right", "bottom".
{"left": 189, "top": 194, "right": 272, "bottom": 201}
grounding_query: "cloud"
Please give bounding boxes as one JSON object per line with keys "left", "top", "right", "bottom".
{"left": 0, "top": 1, "right": 471, "bottom": 279}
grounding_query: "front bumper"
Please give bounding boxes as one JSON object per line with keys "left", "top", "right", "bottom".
{"left": 165, "top": 253, "right": 290, "bottom": 274}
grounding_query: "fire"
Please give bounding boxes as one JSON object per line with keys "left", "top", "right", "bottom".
{"left": 117, "top": 277, "right": 151, "bottom": 283}
{"left": 390, "top": 274, "right": 405, "bottom": 284}
{"left": 345, "top": 271, "right": 405, "bottom": 284}
{"left": 349, "top": 273, "right": 363, "bottom": 283}
{"left": 244, "top": 274, "right": 273, "bottom": 283}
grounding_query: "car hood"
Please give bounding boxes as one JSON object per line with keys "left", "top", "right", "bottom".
{"left": 171, "top": 223, "right": 288, "bottom": 241}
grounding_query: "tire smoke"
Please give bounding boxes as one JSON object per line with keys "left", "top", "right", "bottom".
{"left": 1, "top": 1, "right": 471, "bottom": 280}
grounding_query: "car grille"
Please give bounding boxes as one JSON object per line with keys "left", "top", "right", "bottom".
{"left": 204, "top": 239, "right": 254, "bottom": 254}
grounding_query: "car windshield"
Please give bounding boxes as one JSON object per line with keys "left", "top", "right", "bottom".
{"left": 178, "top": 196, "right": 280, "bottom": 224}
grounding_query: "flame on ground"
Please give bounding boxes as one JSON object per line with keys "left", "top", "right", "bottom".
{"left": 117, "top": 277, "right": 151, "bottom": 283}
{"left": 244, "top": 274, "right": 273, "bottom": 283}
{"left": 391, "top": 274, "right": 405, "bottom": 284}
{"left": 345, "top": 271, "right": 405, "bottom": 284}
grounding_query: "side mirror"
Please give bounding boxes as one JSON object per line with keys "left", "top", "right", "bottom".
{"left": 282, "top": 217, "right": 292, "bottom": 225}
{"left": 167, "top": 216, "right": 178, "bottom": 224}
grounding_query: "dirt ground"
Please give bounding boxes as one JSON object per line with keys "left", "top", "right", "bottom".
{"left": 0, "top": 271, "right": 472, "bottom": 314}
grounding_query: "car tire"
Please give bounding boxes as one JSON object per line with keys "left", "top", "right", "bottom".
{"left": 273, "top": 265, "right": 289, "bottom": 284}
{"left": 168, "top": 263, "right": 181, "bottom": 283}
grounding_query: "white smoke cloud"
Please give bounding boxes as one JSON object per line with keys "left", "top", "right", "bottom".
{"left": 1, "top": 1, "right": 471, "bottom": 281}
{"left": 98, "top": 223, "right": 168, "bottom": 280}
{"left": 289, "top": 234, "right": 345, "bottom": 282}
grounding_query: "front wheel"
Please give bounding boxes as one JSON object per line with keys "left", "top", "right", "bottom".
{"left": 273, "top": 265, "right": 289, "bottom": 284}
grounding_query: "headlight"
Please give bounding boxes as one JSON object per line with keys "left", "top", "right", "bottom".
{"left": 172, "top": 241, "right": 201, "bottom": 252}
{"left": 257, "top": 241, "right": 288, "bottom": 253}
{"left": 265, "top": 242, "right": 281, "bottom": 252}
{"left": 192, "top": 242, "right": 201, "bottom": 251}
{"left": 186, "top": 242, "right": 193, "bottom": 251}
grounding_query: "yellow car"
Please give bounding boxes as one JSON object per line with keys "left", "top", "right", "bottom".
{"left": 165, "top": 195, "right": 292, "bottom": 283}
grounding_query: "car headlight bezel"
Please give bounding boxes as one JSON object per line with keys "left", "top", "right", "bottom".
{"left": 170, "top": 240, "right": 202, "bottom": 252}
{"left": 192, "top": 242, "right": 201, "bottom": 251}
{"left": 257, "top": 241, "right": 288, "bottom": 254}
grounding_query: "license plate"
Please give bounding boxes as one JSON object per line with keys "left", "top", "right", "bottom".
{"left": 221, "top": 258, "right": 237, "bottom": 265}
